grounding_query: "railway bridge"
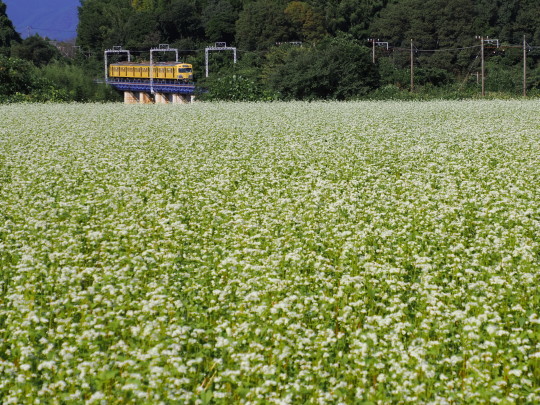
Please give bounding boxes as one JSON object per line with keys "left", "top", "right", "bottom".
{"left": 106, "top": 80, "right": 196, "bottom": 104}
{"left": 105, "top": 45, "right": 197, "bottom": 104}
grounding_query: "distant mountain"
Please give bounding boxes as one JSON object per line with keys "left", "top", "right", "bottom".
{"left": 3, "top": 0, "right": 78, "bottom": 41}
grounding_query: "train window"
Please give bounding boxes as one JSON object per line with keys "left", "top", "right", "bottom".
{"left": 179, "top": 68, "right": 192, "bottom": 73}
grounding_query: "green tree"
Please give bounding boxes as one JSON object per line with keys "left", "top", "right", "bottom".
{"left": 474, "top": 0, "right": 540, "bottom": 44}
{"left": 236, "top": 0, "right": 291, "bottom": 50}
{"left": 370, "top": 0, "right": 478, "bottom": 75}
{"left": 11, "top": 35, "right": 63, "bottom": 67}
{"left": 326, "top": 0, "right": 388, "bottom": 38}
{"left": 77, "top": 0, "right": 134, "bottom": 52}
{"left": 157, "top": 0, "right": 203, "bottom": 43}
{"left": 0, "top": 55, "right": 36, "bottom": 96}
{"left": 124, "top": 10, "right": 161, "bottom": 49}
{"left": 284, "top": 1, "right": 326, "bottom": 42}
{"left": 513, "top": 1, "right": 540, "bottom": 44}
{"left": 429, "top": 0, "right": 477, "bottom": 72}
{"left": 40, "top": 62, "right": 120, "bottom": 102}
{"left": 203, "top": 74, "right": 275, "bottom": 101}
{"left": 0, "top": 55, "right": 66, "bottom": 102}
{"left": 203, "top": 0, "right": 238, "bottom": 44}
{"left": 132, "top": 0, "right": 157, "bottom": 11}
{"left": 0, "top": 0, "right": 21, "bottom": 55}
{"left": 268, "top": 34, "right": 379, "bottom": 99}
{"left": 371, "top": 0, "right": 436, "bottom": 48}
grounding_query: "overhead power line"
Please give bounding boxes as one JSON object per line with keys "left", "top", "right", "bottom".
{"left": 390, "top": 45, "right": 480, "bottom": 52}
{"left": 26, "top": 26, "right": 77, "bottom": 33}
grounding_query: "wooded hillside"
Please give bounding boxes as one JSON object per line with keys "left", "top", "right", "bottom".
{"left": 77, "top": 0, "right": 540, "bottom": 52}
{"left": 75, "top": 0, "right": 540, "bottom": 99}
{"left": 1, "top": 0, "right": 540, "bottom": 101}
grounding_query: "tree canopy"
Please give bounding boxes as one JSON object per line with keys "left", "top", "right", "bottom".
{"left": 11, "top": 35, "right": 63, "bottom": 67}
{"left": 3, "top": 0, "right": 540, "bottom": 102}
{"left": 75, "top": 0, "right": 540, "bottom": 58}
{"left": 268, "top": 35, "right": 379, "bottom": 99}
{"left": 0, "top": 0, "right": 21, "bottom": 55}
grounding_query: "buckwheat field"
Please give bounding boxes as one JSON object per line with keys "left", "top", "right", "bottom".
{"left": 0, "top": 101, "right": 539, "bottom": 404}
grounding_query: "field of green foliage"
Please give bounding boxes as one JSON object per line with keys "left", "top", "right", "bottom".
{"left": 0, "top": 101, "right": 539, "bottom": 404}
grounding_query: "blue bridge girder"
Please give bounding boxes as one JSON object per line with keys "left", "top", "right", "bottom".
{"left": 107, "top": 80, "right": 197, "bottom": 94}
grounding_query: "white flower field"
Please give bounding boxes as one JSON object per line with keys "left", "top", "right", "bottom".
{"left": 0, "top": 101, "right": 539, "bottom": 403}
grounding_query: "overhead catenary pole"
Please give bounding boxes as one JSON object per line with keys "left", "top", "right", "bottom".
{"left": 150, "top": 44, "right": 179, "bottom": 94}
{"left": 104, "top": 46, "right": 131, "bottom": 82}
{"left": 205, "top": 42, "right": 237, "bottom": 78}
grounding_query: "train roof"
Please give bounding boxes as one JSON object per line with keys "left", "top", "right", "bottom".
{"left": 110, "top": 62, "right": 191, "bottom": 66}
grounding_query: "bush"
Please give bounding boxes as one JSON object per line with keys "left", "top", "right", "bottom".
{"left": 40, "top": 63, "right": 120, "bottom": 102}
{"left": 10, "top": 35, "right": 63, "bottom": 67}
{"left": 367, "top": 83, "right": 481, "bottom": 101}
{"left": 0, "top": 55, "right": 65, "bottom": 102}
{"left": 268, "top": 34, "right": 379, "bottom": 100}
{"left": 0, "top": 55, "right": 38, "bottom": 97}
{"left": 0, "top": 56, "right": 120, "bottom": 103}
{"left": 201, "top": 74, "right": 277, "bottom": 101}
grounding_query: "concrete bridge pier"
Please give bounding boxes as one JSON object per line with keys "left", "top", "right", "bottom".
{"left": 155, "top": 92, "right": 169, "bottom": 104}
{"left": 122, "top": 91, "right": 194, "bottom": 104}
{"left": 139, "top": 92, "right": 153, "bottom": 104}
{"left": 124, "top": 91, "right": 154, "bottom": 104}
{"left": 172, "top": 94, "right": 194, "bottom": 104}
{"left": 155, "top": 93, "right": 194, "bottom": 104}
{"left": 110, "top": 79, "right": 196, "bottom": 104}
{"left": 124, "top": 91, "right": 138, "bottom": 104}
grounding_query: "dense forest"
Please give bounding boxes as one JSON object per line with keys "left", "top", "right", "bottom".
{"left": 1, "top": 0, "right": 540, "bottom": 101}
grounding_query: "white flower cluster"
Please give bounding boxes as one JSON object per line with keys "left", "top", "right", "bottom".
{"left": 0, "top": 100, "right": 538, "bottom": 403}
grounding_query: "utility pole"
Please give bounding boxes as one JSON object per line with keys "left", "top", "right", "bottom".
{"left": 477, "top": 36, "right": 485, "bottom": 96}
{"left": 475, "top": 36, "right": 499, "bottom": 97}
{"left": 368, "top": 39, "right": 389, "bottom": 64}
{"left": 410, "top": 39, "right": 414, "bottom": 92}
{"left": 523, "top": 35, "right": 527, "bottom": 97}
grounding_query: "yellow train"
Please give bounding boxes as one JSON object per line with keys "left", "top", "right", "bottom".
{"left": 109, "top": 62, "right": 193, "bottom": 82}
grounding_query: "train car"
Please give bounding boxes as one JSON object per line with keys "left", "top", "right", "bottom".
{"left": 109, "top": 62, "right": 193, "bottom": 83}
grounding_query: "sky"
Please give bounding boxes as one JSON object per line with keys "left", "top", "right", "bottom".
{"left": 4, "top": 0, "right": 79, "bottom": 41}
